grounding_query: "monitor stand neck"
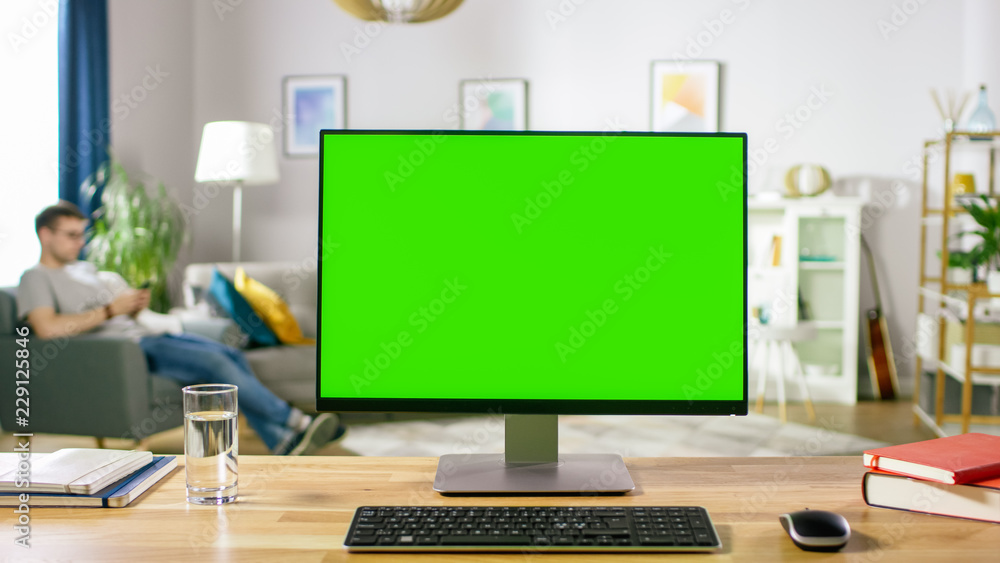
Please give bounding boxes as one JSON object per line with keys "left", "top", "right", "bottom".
{"left": 433, "top": 414, "right": 635, "bottom": 495}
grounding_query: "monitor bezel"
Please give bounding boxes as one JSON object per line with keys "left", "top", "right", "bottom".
{"left": 315, "top": 129, "right": 748, "bottom": 416}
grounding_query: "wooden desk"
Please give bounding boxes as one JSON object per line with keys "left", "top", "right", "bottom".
{"left": 3, "top": 456, "right": 997, "bottom": 561}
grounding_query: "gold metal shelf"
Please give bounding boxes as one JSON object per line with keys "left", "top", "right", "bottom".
{"left": 915, "top": 130, "right": 1000, "bottom": 436}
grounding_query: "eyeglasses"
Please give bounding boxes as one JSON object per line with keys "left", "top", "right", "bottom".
{"left": 50, "top": 229, "right": 86, "bottom": 241}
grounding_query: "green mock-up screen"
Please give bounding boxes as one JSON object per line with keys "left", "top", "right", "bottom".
{"left": 318, "top": 131, "right": 746, "bottom": 413}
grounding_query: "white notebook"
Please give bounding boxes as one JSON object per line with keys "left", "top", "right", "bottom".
{"left": 0, "top": 449, "right": 153, "bottom": 495}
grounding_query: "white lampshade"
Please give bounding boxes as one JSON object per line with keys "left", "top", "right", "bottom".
{"left": 194, "top": 121, "right": 280, "bottom": 185}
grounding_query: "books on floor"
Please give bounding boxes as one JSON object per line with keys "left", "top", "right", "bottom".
{"left": 862, "top": 434, "right": 1000, "bottom": 523}
{"left": 0, "top": 455, "right": 177, "bottom": 508}
{"left": 863, "top": 433, "right": 1000, "bottom": 484}
{"left": 0, "top": 449, "right": 153, "bottom": 494}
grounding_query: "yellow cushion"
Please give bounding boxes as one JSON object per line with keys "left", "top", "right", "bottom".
{"left": 233, "top": 267, "right": 315, "bottom": 346}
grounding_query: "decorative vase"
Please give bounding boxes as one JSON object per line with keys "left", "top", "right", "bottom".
{"left": 947, "top": 267, "right": 972, "bottom": 286}
{"left": 965, "top": 84, "right": 995, "bottom": 140}
{"left": 988, "top": 270, "right": 1000, "bottom": 310}
{"left": 784, "top": 164, "right": 831, "bottom": 197}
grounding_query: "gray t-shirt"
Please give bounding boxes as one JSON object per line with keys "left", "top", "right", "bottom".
{"left": 17, "top": 262, "right": 153, "bottom": 339}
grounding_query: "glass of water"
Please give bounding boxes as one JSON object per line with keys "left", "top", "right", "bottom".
{"left": 182, "top": 384, "right": 238, "bottom": 505}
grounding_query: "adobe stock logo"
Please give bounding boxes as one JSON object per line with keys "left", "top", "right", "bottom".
{"left": 555, "top": 246, "right": 671, "bottom": 362}
{"left": 510, "top": 119, "right": 625, "bottom": 234}
{"left": 384, "top": 131, "right": 447, "bottom": 192}
{"left": 350, "top": 278, "right": 467, "bottom": 393}
{"left": 877, "top": 0, "right": 931, "bottom": 41}
{"left": 7, "top": 0, "right": 57, "bottom": 54}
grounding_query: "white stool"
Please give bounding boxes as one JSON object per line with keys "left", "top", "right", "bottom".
{"left": 750, "top": 322, "right": 817, "bottom": 423}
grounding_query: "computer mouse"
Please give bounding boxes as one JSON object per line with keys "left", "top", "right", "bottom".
{"left": 779, "top": 509, "right": 850, "bottom": 552}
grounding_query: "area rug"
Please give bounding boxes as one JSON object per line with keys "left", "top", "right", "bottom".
{"left": 339, "top": 413, "right": 889, "bottom": 458}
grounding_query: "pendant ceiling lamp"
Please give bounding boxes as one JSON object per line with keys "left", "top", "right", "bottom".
{"left": 333, "top": 0, "right": 464, "bottom": 23}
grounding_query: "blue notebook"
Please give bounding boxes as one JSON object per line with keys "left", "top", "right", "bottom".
{"left": 0, "top": 455, "right": 177, "bottom": 508}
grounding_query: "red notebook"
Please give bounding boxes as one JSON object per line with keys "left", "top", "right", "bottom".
{"left": 863, "top": 433, "right": 1000, "bottom": 484}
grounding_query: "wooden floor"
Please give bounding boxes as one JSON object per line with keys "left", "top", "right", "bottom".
{"left": 757, "top": 399, "right": 936, "bottom": 445}
{"left": 1, "top": 399, "right": 937, "bottom": 456}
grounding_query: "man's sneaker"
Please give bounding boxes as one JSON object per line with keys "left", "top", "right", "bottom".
{"left": 286, "top": 413, "right": 340, "bottom": 456}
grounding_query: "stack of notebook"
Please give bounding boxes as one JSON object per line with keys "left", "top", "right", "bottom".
{"left": 0, "top": 449, "right": 177, "bottom": 508}
{"left": 862, "top": 433, "right": 1000, "bottom": 523}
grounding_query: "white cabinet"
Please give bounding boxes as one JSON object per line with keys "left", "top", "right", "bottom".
{"left": 748, "top": 197, "right": 864, "bottom": 404}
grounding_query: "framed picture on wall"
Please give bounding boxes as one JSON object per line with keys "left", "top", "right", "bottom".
{"left": 283, "top": 75, "right": 347, "bottom": 156}
{"left": 459, "top": 79, "right": 528, "bottom": 130}
{"left": 650, "top": 61, "right": 720, "bottom": 132}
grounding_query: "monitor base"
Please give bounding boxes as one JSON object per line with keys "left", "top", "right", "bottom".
{"left": 433, "top": 453, "right": 635, "bottom": 495}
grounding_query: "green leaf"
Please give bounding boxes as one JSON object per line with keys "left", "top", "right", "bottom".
{"left": 85, "top": 155, "right": 188, "bottom": 312}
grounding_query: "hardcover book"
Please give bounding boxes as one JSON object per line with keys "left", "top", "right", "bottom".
{"left": 863, "top": 469, "right": 1000, "bottom": 524}
{"left": 863, "top": 433, "right": 1000, "bottom": 484}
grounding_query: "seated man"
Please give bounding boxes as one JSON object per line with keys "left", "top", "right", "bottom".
{"left": 18, "top": 201, "right": 343, "bottom": 455}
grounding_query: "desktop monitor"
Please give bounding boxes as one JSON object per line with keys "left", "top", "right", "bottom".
{"left": 317, "top": 129, "right": 747, "bottom": 494}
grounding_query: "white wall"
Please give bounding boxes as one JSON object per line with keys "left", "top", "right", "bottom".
{"left": 110, "top": 0, "right": 980, "bottom": 396}
{"left": 108, "top": 0, "right": 195, "bottom": 298}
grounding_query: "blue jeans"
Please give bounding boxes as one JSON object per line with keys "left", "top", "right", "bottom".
{"left": 139, "top": 333, "right": 294, "bottom": 452}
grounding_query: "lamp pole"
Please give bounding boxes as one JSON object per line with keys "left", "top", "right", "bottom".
{"left": 233, "top": 180, "right": 243, "bottom": 263}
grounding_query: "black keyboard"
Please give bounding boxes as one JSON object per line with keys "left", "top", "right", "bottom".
{"left": 344, "top": 506, "right": 722, "bottom": 552}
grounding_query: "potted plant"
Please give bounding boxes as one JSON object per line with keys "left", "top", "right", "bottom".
{"left": 83, "top": 157, "right": 188, "bottom": 313}
{"left": 938, "top": 249, "right": 976, "bottom": 285}
{"left": 956, "top": 194, "right": 1000, "bottom": 297}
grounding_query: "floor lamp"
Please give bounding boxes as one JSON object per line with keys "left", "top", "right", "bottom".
{"left": 194, "top": 121, "right": 280, "bottom": 262}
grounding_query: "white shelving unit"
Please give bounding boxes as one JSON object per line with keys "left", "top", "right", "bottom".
{"left": 748, "top": 196, "right": 864, "bottom": 404}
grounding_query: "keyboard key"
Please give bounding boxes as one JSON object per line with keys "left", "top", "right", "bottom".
{"left": 440, "top": 535, "right": 531, "bottom": 546}
{"left": 554, "top": 537, "right": 574, "bottom": 546}
{"left": 350, "top": 535, "right": 377, "bottom": 546}
{"left": 640, "top": 536, "right": 678, "bottom": 546}
{"left": 695, "top": 532, "right": 714, "bottom": 545}
{"left": 582, "top": 529, "right": 631, "bottom": 537}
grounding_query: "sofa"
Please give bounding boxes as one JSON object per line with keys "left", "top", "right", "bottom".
{"left": 0, "top": 261, "right": 319, "bottom": 439}
{"left": 0, "top": 287, "right": 184, "bottom": 440}
{"left": 177, "top": 261, "right": 318, "bottom": 408}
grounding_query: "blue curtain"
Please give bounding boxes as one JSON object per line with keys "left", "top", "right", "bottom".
{"left": 58, "top": 0, "right": 109, "bottom": 219}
